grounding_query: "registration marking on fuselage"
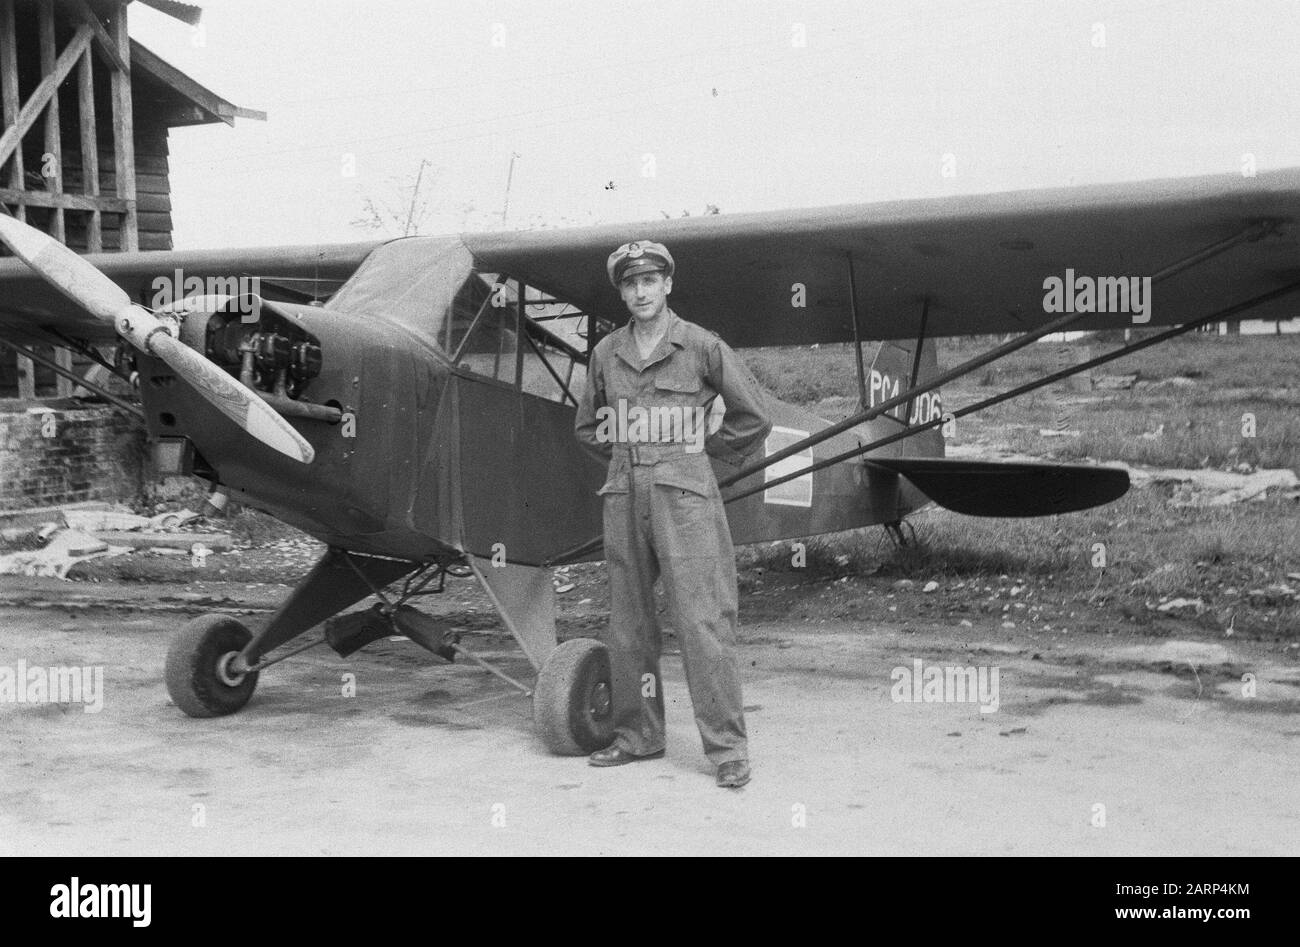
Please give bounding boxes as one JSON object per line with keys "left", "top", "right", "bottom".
{"left": 763, "top": 426, "right": 814, "bottom": 507}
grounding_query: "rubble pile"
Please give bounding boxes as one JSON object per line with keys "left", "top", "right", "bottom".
{"left": 0, "top": 503, "right": 227, "bottom": 579}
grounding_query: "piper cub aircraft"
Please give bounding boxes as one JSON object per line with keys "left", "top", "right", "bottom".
{"left": 1, "top": 168, "right": 1297, "bottom": 753}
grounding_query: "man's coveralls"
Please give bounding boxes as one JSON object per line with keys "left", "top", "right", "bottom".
{"left": 575, "top": 310, "right": 772, "bottom": 764}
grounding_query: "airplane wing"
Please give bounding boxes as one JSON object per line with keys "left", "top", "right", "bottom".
{"left": 463, "top": 168, "right": 1300, "bottom": 347}
{"left": 0, "top": 241, "right": 384, "bottom": 344}
{"left": 3, "top": 169, "right": 1296, "bottom": 350}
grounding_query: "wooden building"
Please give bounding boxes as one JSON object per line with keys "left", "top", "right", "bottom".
{"left": 0, "top": 0, "right": 261, "bottom": 397}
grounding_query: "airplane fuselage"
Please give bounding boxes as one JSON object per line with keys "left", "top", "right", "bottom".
{"left": 139, "top": 298, "right": 937, "bottom": 566}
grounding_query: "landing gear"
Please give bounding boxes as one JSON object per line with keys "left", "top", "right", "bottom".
{"left": 882, "top": 519, "right": 916, "bottom": 549}
{"left": 162, "top": 547, "right": 587, "bottom": 754}
{"left": 533, "top": 638, "right": 614, "bottom": 755}
{"left": 165, "top": 614, "right": 260, "bottom": 718}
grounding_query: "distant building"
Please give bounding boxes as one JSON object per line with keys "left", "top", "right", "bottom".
{"left": 0, "top": 0, "right": 259, "bottom": 510}
{"left": 1214, "top": 318, "right": 1300, "bottom": 335}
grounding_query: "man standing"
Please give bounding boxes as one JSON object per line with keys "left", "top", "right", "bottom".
{"left": 574, "top": 240, "right": 771, "bottom": 788}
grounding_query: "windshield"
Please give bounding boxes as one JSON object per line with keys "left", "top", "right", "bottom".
{"left": 326, "top": 236, "right": 476, "bottom": 347}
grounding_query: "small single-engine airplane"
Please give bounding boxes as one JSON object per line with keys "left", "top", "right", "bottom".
{"left": 1, "top": 168, "right": 1298, "bottom": 753}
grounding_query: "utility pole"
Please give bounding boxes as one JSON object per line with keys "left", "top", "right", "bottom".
{"left": 502, "top": 151, "right": 521, "bottom": 226}
{"left": 403, "top": 159, "right": 431, "bottom": 237}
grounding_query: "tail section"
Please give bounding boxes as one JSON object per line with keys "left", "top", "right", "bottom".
{"left": 863, "top": 340, "right": 1131, "bottom": 516}
{"left": 865, "top": 457, "right": 1130, "bottom": 516}
{"left": 864, "top": 337, "right": 944, "bottom": 457}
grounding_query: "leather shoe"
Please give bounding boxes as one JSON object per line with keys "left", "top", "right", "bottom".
{"left": 716, "top": 760, "right": 751, "bottom": 788}
{"left": 588, "top": 745, "right": 665, "bottom": 767}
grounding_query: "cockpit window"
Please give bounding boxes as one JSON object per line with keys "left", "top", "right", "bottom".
{"left": 452, "top": 272, "right": 591, "bottom": 404}
{"left": 315, "top": 242, "right": 612, "bottom": 399}
{"left": 453, "top": 274, "right": 518, "bottom": 383}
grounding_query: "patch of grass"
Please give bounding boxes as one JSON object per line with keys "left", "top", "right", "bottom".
{"left": 742, "top": 344, "right": 861, "bottom": 405}
{"left": 739, "top": 517, "right": 1076, "bottom": 581}
{"left": 737, "top": 485, "right": 1298, "bottom": 638}
{"left": 740, "top": 335, "right": 1300, "bottom": 471}
{"left": 735, "top": 334, "right": 1300, "bottom": 638}
{"left": 886, "top": 517, "right": 1076, "bottom": 578}
{"left": 740, "top": 533, "right": 873, "bottom": 580}
{"left": 1190, "top": 534, "right": 1228, "bottom": 566}
{"left": 1125, "top": 560, "right": 1201, "bottom": 598}
{"left": 1046, "top": 400, "right": 1300, "bottom": 470}
{"left": 742, "top": 487, "right": 1296, "bottom": 590}
{"left": 939, "top": 332, "right": 1300, "bottom": 390}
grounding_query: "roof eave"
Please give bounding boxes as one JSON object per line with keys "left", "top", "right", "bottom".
{"left": 129, "top": 39, "right": 265, "bottom": 128}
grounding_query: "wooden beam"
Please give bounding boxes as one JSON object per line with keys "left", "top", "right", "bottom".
{"left": 227, "top": 105, "right": 268, "bottom": 122}
{"left": 55, "top": 344, "right": 73, "bottom": 397}
{"left": 129, "top": 41, "right": 266, "bottom": 126}
{"left": 38, "top": 0, "right": 65, "bottom": 243}
{"left": 62, "top": 0, "right": 129, "bottom": 73}
{"left": 16, "top": 353, "right": 35, "bottom": 398}
{"left": 137, "top": 0, "right": 203, "bottom": 28}
{"left": 63, "top": 169, "right": 171, "bottom": 197}
{"left": 77, "top": 45, "right": 100, "bottom": 250}
{"left": 155, "top": 104, "right": 219, "bottom": 126}
{"left": 0, "top": 24, "right": 94, "bottom": 170}
{"left": 0, "top": 0, "right": 23, "bottom": 222}
{"left": 0, "top": 187, "right": 128, "bottom": 212}
{"left": 108, "top": 3, "right": 136, "bottom": 251}
{"left": 92, "top": 149, "right": 169, "bottom": 174}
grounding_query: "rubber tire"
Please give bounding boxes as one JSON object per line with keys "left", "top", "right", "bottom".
{"left": 165, "top": 614, "right": 259, "bottom": 718}
{"left": 533, "top": 638, "right": 615, "bottom": 755}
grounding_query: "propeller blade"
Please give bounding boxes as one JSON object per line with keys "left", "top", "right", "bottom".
{"left": 0, "top": 215, "right": 315, "bottom": 464}
{"left": 0, "top": 213, "right": 132, "bottom": 324}
{"left": 151, "top": 333, "right": 315, "bottom": 464}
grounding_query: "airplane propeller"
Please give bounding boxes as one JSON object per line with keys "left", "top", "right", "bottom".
{"left": 0, "top": 215, "right": 315, "bottom": 464}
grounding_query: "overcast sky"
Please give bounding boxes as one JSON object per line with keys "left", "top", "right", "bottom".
{"left": 129, "top": 0, "right": 1300, "bottom": 249}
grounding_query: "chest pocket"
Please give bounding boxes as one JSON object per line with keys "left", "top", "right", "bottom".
{"left": 654, "top": 374, "right": 700, "bottom": 393}
{"left": 652, "top": 360, "right": 703, "bottom": 407}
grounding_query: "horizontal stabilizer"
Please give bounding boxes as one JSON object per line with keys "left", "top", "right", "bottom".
{"left": 866, "top": 457, "right": 1129, "bottom": 517}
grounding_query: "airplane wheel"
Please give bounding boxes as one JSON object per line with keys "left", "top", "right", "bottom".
{"left": 165, "top": 614, "right": 259, "bottom": 718}
{"left": 533, "top": 638, "right": 614, "bottom": 755}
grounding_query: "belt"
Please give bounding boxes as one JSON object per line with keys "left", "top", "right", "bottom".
{"left": 616, "top": 443, "right": 698, "bottom": 466}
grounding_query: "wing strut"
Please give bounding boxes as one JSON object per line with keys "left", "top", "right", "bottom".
{"left": 542, "top": 222, "right": 1289, "bottom": 566}
{"left": 42, "top": 327, "right": 124, "bottom": 379}
{"left": 905, "top": 295, "right": 931, "bottom": 425}
{"left": 718, "top": 306, "right": 1091, "bottom": 489}
{"left": 0, "top": 336, "right": 143, "bottom": 417}
{"left": 731, "top": 277, "right": 1300, "bottom": 503}
{"left": 718, "top": 219, "right": 1281, "bottom": 491}
{"left": 846, "top": 252, "right": 869, "bottom": 410}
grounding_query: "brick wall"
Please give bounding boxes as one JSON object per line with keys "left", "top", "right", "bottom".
{"left": 0, "top": 405, "right": 148, "bottom": 512}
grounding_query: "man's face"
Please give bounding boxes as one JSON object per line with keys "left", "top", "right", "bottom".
{"left": 619, "top": 270, "right": 672, "bottom": 323}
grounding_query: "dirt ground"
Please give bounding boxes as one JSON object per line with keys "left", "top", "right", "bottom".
{"left": 2, "top": 580, "right": 1297, "bottom": 856}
